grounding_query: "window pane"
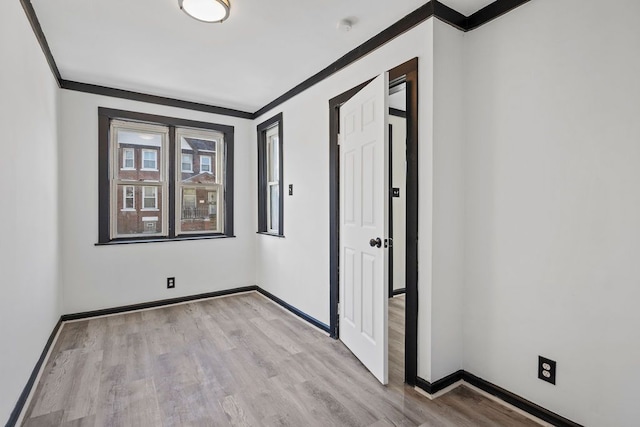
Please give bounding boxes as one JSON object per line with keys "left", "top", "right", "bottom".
{"left": 116, "top": 130, "right": 163, "bottom": 180}
{"left": 180, "top": 186, "right": 219, "bottom": 233}
{"left": 269, "top": 184, "right": 279, "bottom": 232}
{"left": 268, "top": 136, "right": 279, "bottom": 182}
{"left": 115, "top": 185, "right": 163, "bottom": 236}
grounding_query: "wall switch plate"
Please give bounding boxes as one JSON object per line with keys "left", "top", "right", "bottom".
{"left": 167, "top": 277, "right": 175, "bottom": 289}
{"left": 538, "top": 356, "right": 556, "bottom": 385}
{"left": 289, "top": 184, "right": 293, "bottom": 196}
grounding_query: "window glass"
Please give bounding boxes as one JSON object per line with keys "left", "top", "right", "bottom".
{"left": 115, "top": 185, "right": 164, "bottom": 236}
{"left": 116, "top": 130, "right": 162, "bottom": 180}
{"left": 269, "top": 184, "right": 279, "bottom": 232}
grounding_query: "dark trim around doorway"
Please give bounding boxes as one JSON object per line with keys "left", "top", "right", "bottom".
{"left": 329, "top": 57, "right": 419, "bottom": 386}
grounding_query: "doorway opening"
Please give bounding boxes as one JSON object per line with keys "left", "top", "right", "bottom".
{"left": 328, "top": 58, "right": 418, "bottom": 385}
{"left": 388, "top": 81, "right": 408, "bottom": 387}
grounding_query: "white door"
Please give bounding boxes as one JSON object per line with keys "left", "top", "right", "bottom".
{"left": 339, "top": 73, "right": 389, "bottom": 384}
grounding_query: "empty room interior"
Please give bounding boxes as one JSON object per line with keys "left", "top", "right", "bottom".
{"left": 2, "top": 0, "right": 639, "bottom": 426}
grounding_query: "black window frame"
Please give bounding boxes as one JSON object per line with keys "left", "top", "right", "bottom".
{"left": 97, "top": 107, "right": 235, "bottom": 245}
{"left": 257, "top": 113, "right": 284, "bottom": 237}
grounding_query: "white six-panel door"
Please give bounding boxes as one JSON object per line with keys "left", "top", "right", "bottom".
{"left": 339, "top": 73, "right": 389, "bottom": 385}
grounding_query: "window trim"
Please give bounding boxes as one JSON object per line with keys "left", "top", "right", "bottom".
{"left": 122, "top": 148, "right": 135, "bottom": 170}
{"left": 98, "top": 108, "right": 235, "bottom": 244}
{"left": 257, "top": 113, "right": 284, "bottom": 236}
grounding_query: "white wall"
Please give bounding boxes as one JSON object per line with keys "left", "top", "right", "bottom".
{"left": 464, "top": 0, "right": 640, "bottom": 425}
{"left": 0, "top": 1, "right": 61, "bottom": 422}
{"left": 430, "top": 19, "right": 466, "bottom": 381}
{"left": 59, "top": 91, "right": 256, "bottom": 313}
{"left": 254, "top": 19, "right": 444, "bottom": 381}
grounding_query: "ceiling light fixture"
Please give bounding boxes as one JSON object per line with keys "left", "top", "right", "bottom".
{"left": 179, "top": 0, "right": 230, "bottom": 23}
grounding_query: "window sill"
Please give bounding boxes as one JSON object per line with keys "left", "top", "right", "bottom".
{"left": 256, "top": 231, "right": 285, "bottom": 238}
{"left": 121, "top": 168, "right": 136, "bottom": 171}
{"left": 140, "top": 168, "right": 159, "bottom": 172}
{"left": 96, "top": 234, "right": 236, "bottom": 246}
{"left": 141, "top": 209, "right": 159, "bottom": 212}
{"left": 121, "top": 209, "right": 136, "bottom": 212}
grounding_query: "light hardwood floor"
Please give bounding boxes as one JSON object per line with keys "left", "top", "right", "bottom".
{"left": 22, "top": 292, "right": 539, "bottom": 426}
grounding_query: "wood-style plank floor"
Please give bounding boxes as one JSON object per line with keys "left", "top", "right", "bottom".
{"left": 22, "top": 292, "right": 539, "bottom": 426}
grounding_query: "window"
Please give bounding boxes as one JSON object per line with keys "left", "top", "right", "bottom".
{"left": 177, "top": 129, "right": 223, "bottom": 235}
{"left": 122, "top": 148, "right": 135, "bottom": 170}
{"left": 200, "top": 155, "right": 212, "bottom": 173}
{"left": 181, "top": 153, "right": 193, "bottom": 172}
{"left": 257, "top": 113, "right": 284, "bottom": 236}
{"left": 142, "top": 149, "right": 158, "bottom": 170}
{"left": 109, "top": 122, "right": 167, "bottom": 238}
{"left": 122, "top": 185, "right": 135, "bottom": 210}
{"left": 98, "top": 108, "right": 235, "bottom": 243}
{"left": 142, "top": 186, "right": 158, "bottom": 210}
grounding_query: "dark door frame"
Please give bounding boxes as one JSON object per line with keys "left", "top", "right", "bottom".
{"left": 328, "top": 57, "right": 419, "bottom": 385}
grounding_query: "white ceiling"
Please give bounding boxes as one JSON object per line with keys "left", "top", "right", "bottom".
{"left": 32, "top": 0, "right": 495, "bottom": 113}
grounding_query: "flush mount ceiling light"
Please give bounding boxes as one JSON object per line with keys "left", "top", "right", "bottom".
{"left": 179, "top": 0, "right": 230, "bottom": 23}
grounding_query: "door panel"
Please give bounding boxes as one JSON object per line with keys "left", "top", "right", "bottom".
{"left": 339, "top": 73, "right": 389, "bottom": 384}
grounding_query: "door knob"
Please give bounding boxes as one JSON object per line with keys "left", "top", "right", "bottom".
{"left": 369, "top": 237, "right": 382, "bottom": 248}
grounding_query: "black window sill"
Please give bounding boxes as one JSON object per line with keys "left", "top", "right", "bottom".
{"left": 95, "top": 234, "right": 236, "bottom": 246}
{"left": 256, "top": 232, "right": 285, "bottom": 238}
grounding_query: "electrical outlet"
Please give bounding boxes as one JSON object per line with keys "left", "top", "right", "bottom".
{"left": 538, "top": 356, "right": 556, "bottom": 385}
{"left": 167, "top": 277, "right": 175, "bottom": 289}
